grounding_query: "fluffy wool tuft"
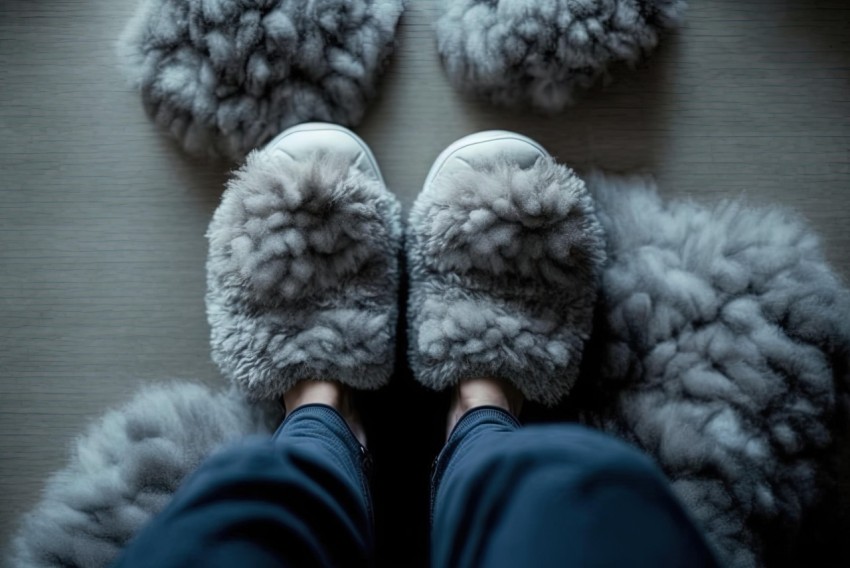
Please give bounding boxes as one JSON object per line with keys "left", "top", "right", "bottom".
{"left": 117, "top": 0, "right": 405, "bottom": 160}
{"left": 9, "top": 382, "right": 279, "bottom": 568}
{"left": 408, "top": 156, "right": 606, "bottom": 405}
{"left": 436, "top": 0, "right": 686, "bottom": 111}
{"left": 206, "top": 147, "right": 403, "bottom": 400}
{"left": 576, "top": 173, "right": 850, "bottom": 567}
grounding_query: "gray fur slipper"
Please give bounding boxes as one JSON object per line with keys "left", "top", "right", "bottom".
{"left": 118, "top": 0, "right": 405, "bottom": 160}
{"left": 407, "top": 131, "right": 606, "bottom": 405}
{"left": 436, "top": 0, "right": 686, "bottom": 112}
{"left": 206, "top": 123, "right": 403, "bottom": 400}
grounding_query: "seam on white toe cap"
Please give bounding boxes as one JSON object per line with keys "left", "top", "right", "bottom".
{"left": 263, "top": 122, "right": 385, "bottom": 184}
{"left": 424, "top": 131, "right": 549, "bottom": 192}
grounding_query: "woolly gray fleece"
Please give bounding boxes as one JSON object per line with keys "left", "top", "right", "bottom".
{"left": 9, "top": 383, "right": 279, "bottom": 568}
{"left": 206, "top": 147, "right": 403, "bottom": 401}
{"left": 407, "top": 156, "right": 606, "bottom": 406}
{"left": 577, "top": 173, "right": 850, "bottom": 568}
{"left": 117, "top": 0, "right": 404, "bottom": 160}
{"left": 436, "top": 0, "right": 686, "bottom": 112}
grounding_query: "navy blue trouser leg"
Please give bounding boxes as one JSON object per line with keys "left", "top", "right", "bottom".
{"left": 431, "top": 407, "right": 720, "bottom": 568}
{"left": 113, "top": 404, "right": 373, "bottom": 568}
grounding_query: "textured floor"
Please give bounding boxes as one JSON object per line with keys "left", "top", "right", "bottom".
{"left": 1, "top": 0, "right": 848, "bottom": 565}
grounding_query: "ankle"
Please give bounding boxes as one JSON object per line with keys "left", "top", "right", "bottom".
{"left": 282, "top": 380, "right": 345, "bottom": 413}
{"left": 447, "top": 377, "right": 523, "bottom": 439}
{"left": 282, "top": 381, "right": 367, "bottom": 447}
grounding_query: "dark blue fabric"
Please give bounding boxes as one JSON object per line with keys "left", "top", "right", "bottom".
{"left": 115, "top": 404, "right": 718, "bottom": 568}
{"left": 113, "top": 403, "right": 373, "bottom": 568}
{"left": 430, "top": 407, "right": 720, "bottom": 568}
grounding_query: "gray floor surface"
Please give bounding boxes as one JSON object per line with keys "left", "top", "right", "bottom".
{"left": 1, "top": 0, "right": 849, "bottom": 558}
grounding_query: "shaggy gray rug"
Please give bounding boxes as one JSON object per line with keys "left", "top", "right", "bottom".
{"left": 9, "top": 176, "right": 850, "bottom": 568}
{"left": 436, "top": 0, "right": 687, "bottom": 111}
{"left": 118, "top": 0, "right": 405, "bottom": 160}
{"left": 9, "top": 383, "right": 280, "bottom": 568}
{"left": 575, "top": 173, "right": 850, "bottom": 567}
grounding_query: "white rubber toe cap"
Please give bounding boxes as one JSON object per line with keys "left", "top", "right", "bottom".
{"left": 264, "top": 122, "right": 385, "bottom": 184}
{"left": 424, "top": 131, "right": 549, "bottom": 192}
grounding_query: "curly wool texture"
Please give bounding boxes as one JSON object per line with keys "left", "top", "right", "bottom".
{"left": 408, "top": 156, "right": 606, "bottom": 406}
{"left": 9, "top": 382, "right": 279, "bottom": 568}
{"left": 206, "top": 147, "right": 403, "bottom": 400}
{"left": 576, "top": 173, "right": 850, "bottom": 568}
{"left": 436, "top": 0, "right": 686, "bottom": 111}
{"left": 118, "top": 0, "right": 404, "bottom": 160}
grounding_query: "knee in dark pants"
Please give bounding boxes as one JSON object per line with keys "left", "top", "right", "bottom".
{"left": 459, "top": 425, "right": 715, "bottom": 567}
{"left": 486, "top": 423, "right": 662, "bottom": 479}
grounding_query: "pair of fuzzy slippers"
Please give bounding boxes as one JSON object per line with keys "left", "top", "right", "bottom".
{"left": 119, "top": 0, "right": 686, "bottom": 159}
{"left": 207, "top": 123, "right": 605, "bottom": 406}
{"left": 14, "top": 152, "right": 850, "bottom": 568}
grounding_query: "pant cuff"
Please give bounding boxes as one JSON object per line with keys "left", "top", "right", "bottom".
{"left": 277, "top": 403, "right": 372, "bottom": 474}
{"left": 430, "top": 406, "right": 521, "bottom": 521}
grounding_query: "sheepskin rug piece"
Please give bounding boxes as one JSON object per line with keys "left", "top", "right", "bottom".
{"left": 407, "top": 156, "right": 606, "bottom": 406}
{"left": 575, "top": 173, "right": 850, "bottom": 567}
{"left": 206, "top": 146, "right": 403, "bottom": 401}
{"left": 9, "top": 383, "right": 280, "bottom": 568}
{"left": 436, "top": 0, "right": 687, "bottom": 111}
{"left": 118, "top": 0, "right": 405, "bottom": 160}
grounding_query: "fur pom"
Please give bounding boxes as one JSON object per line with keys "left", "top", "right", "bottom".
{"left": 436, "top": 0, "right": 686, "bottom": 111}
{"left": 206, "top": 147, "right": 403, "bottom": 400}
{"left": 577, "top": 173, "right": 850, "bottom": 567}
{"left": 408, "top": 157, "right": 606, "bottom": 405}
{"left": 117, "top": 0, "right": 405, "bottom": 160}
{"left": 9, "top": 383, "right": 279, "bottom": 568}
